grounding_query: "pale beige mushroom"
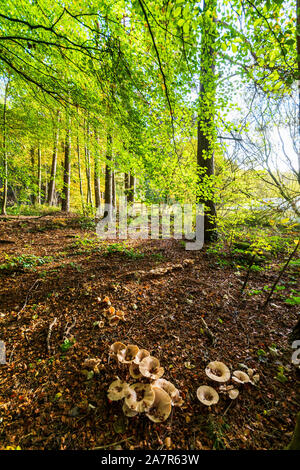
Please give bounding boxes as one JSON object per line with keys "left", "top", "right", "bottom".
{"left": 145, "top": 387, "right": 172, "bottom": 423}
{"left": 228, "top": 388, "right": 239, "bottom": 400}
{"left": 197, "top": 385, "right": 219, "bottom": 406}
{"left": 134, "top": 349, "right": 150, "bottom": 364}
{"left": 82, "top": 358, "right": 101, "bottom": 374}
{"left": 109, "top": 315, "right": 120, "bottom": 327}
{"left": 107, "top": 379, "right": 129, "bottom": 401}
{"left": 122, "top": 402, "right": 138, "bottom": 417}
{"left": 251, "top": 374, "right": 260, "bottom": 384}
{"left": 139, "top": 356, "right": 164, "bottom": 380}
{"left": 125, "top": 383, "right": 155, "bottom": 413}
{"left": 247, "top": 368, "right": 254, "bottom": 378}
{"left": 205, "top": 361, "right": 231, "bottom": 383}
{"left": 232, "top": 370, "right": 250, "bottom": 384}
{"left": 152, "top": 378, "right": 183, "bottom": 406}
{"left": 129, "top": 362, "right": 143, "bottom": 379}
{"left": 110, "top": 342, "right": 126, "bottom": 356}
{"left": 117, "top": 344, "right": 139, "bottom": 364}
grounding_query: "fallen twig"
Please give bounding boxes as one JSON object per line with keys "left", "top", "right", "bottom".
{"left": 200, "top": 316, "right": 216, "bottom": 345}
{"left": 17, "top": 279, "right": 41, "bottom": 319}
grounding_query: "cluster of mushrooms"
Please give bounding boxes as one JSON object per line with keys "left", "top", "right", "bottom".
{"left": 107, "top": 342, "right": 183, "bottom": 422}
{"left": 97, "top": 296, "right": 127, "bottom": 327}
{"left": 197, "top": 361, "right": 260, "bottom": 406}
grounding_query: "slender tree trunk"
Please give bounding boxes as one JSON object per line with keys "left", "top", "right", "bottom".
{"left": 124, "top": 172, "right": 130, "bottom": 198}
{"left": 37, "top": 144, "right": 42, "bottom": 205}
{"left": 62, "top": 107, "right": 71, "bottom": 212}
{"left": 297, "top": 0, "right": 300, "bottom": 184}
{"left": 84, "top": 114, "right": 93, "bottom": 207}
{"left": 104, "top": 133, "right": 113, "bottom": 219}
{"left": 48, "top": 110, "right": 60, "bottom": 205}
{"left": 197, "top": 0, "right": 217, "bottom": 242}
{"left": 94, "top": 128, "right": 101, "bottom": 210}
{"left": 77, "top": 121, "right": 85, "bottom": 214}
{"left": 1, "top": 80, "right": 9, "bottom": 215}
{"left": 112, "top": 170, "right": 116, "bottom": 207}
{"left": 127, "top": 173, "right": 135, "bottom": 203}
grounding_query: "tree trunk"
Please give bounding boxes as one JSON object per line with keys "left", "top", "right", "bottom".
{"left": 37, "top": 144, "right": 42, "bottom": 205}
{"left": 197, "top": 0, "right": 217, "bottom": 242}
{"left": 104, "top": 133, "right": 113, "bottom": 219}
{"left": 84, "top": 115, "right": 93, "bottom": 207}
{"left": 94, "top": 128, "right": 101, "bottom": 210}
{"left": 1, "top": 80, "right": 9, "bottom": 215}
{"left": 48, "top": 110, "right": 60, "bottom": 206}
{"left": 297, "top": 0, "right": 300, "bottom": 184}
{"left": 127, "top": 173, "right": 135, "bottom": 203}
{"left": 61, "top": 108, "right": 71, "bottom": 212}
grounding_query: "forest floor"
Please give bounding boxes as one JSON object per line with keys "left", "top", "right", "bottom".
{"left": 0, "top": 214, "right": 299, "bottom": 450}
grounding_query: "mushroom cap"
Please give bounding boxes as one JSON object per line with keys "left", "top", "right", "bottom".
{"left": 129, "top": 362, "right": 143, "bottom": 379}
{"left": 107, "top": 379, "right": 129, "bottom": 401}
{"left": 122, "top": 402, "right": 138, "bottom": 417}
{"left": 104, "top": 306, "right": 115, "bottom": 319}
{"left": 139, "top": 356, "right": 164, "bottom": 380}
{"left": 82, "top": 358, "right": 101, "bottom": 371}
{"left": 228, "top": 388, "right": 239, "bottom": 400}
{"left": 152, "top": 378, "right": 183, "bottom": 406}
{"left": 110, "top": 342, "right": 126, "bottom": 355}
{"left": 116, "top": 310, "right": 126, "bottom": 320}
{"left": 205, "top": 361, "right": 231, "bottom": 383}
{"left": 145, "top": 387, "right": 172, "bottom": 423}
{"left": 109, "top": 315, "right": 120, "bottom": 327}
{"left": 197, "top": 385, "right": 219, "bottom": 406}
{"left": 247, "top": 368, "right": 254, "bottom": 378}
{"left": 252, "top": 373, "right": 260, "bottom": 383}
{"left": 134, "top": 349, "right": 150, "bottom": 364}
{"left": 125, "top": 383, "right": 155, "bottom": 413}
{"left": 232, "top": 370, "right": 250, "bottom": 384}
{"left": 117, "top": 344, "right": 139, "bottom": 364}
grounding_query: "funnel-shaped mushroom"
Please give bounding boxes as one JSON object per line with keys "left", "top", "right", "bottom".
{"left": 117, "top": 344, "right": 139, "bottom": 364}
{"left": 228, "top": 388, "right": 239, "bottom": 400}
{"left": 109, "top": 315, "right": 120, "bottom": 327}
{"left": 122, "top": 402, "right": 138, "bottom": 417}
{"left": 125, "top": 383, "right": 155, "bottom": 413}
{"left": 232, "top": 370, "right": 250, "bottom": 384}
{"left": 134, "top": 349, "right": 150, "bottom": 365}
{"left": 197, "top": 385, "right": 219, "bottom": 406}
{"left": 139, "top": 356, "right": 164, "bottom": 380}
{"left": 129, "top": 363, "right": 143, "bottom": 379}
{"left": 145, "top": 387, "right": 172, "bottom": 423}
{"left": 116, "top": 310, "right": 126, "bottom": 321}
{"left": 110, "top": 342, "right": 126, "bottom": 356}
{"left": 152, "top": 379, "right": 183, "bottom": 406}
{"left": 205, "top": 361, "right": 230, "bottom": 383}
{"left": 104, "top": 306, "right": 115, "bottom": 319}
{"left": 82, "top": 358, "right": 101, "bottom": 373}
{"left": 107, "top": 379, "right": 129, "bottom": 401}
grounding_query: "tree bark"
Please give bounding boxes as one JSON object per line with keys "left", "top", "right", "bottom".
{"left": 1, "top": 80, "right": 9, "bottom": 215}
{"left": 61, "top": 107, "right": 71, "bottom": 212}
{"left": 84, "top": 114, "right": 93, "bottom": 207}
{"left": 37, "top": 144, "right": 42, "bottom": 205}
{"left": 47, "top": 110, "right": 60, "bottom": 206}
{"left": 94, "top": 127, "right": 101, "bottom": 210}
{"left": 104, "top": 133, "right": 113, "bottom": 219}
{"left": 197, "top": 0, "right": 217, "bottom": 242}
{"left": 127, "top": 173, "right": 135, "bottom": 203}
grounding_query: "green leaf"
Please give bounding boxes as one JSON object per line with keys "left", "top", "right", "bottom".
{"left": 174, "top": 7, "right": 182, "bottom": 17}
